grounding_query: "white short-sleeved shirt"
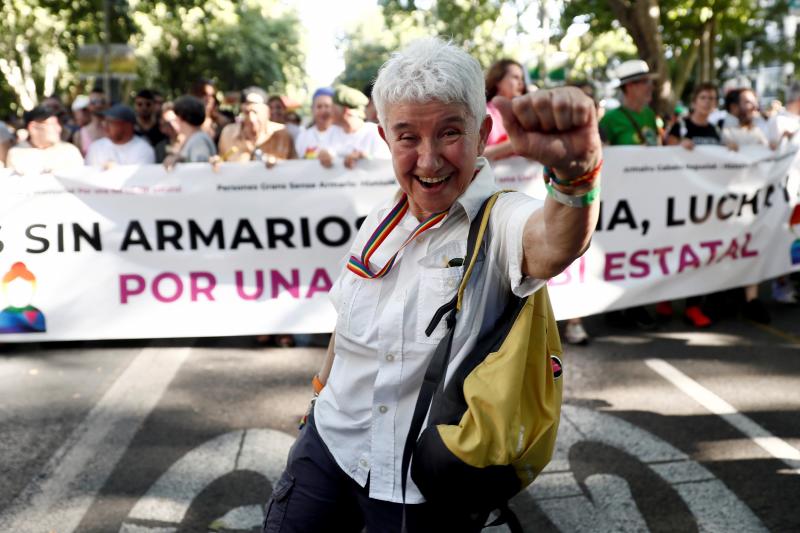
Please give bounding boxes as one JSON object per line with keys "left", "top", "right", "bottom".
{"left": 294, "top": 124, "right": 345, "bottom": 159}
{"left": 766, "top": 110, "right": 800, "bottom": 147}
{"left": 331, "top": 122, "right": 391, "bottom": 160}
{"left": 6, "top": 141, "right": 84, "bottom": 175}
{"left": 85, "top": 136, "right": 155, "bottom": 166}
{"left": 722, "top": 124, "right": 768, "bottom": 147}
{"left": 314, "top": 158, "right": 544, "bottom": 504}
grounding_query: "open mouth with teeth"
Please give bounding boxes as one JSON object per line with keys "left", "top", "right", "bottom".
{"left": 415, "top": 174, "right": 452, "bottom": 189}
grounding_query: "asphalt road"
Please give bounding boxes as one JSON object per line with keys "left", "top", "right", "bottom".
{"left": 1, "top": 298, "right": 799, "bottom": 533}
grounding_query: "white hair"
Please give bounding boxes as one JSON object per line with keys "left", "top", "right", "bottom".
{"left": 372, "top": 37, "right": 486, "bottom": 131}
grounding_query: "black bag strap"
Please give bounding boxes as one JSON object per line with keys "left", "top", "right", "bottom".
{"left": 401, "top": 191, "right": 503, "bottom": 506}
{"left": 424, "top": 191, "right": 503, "bottom": 336}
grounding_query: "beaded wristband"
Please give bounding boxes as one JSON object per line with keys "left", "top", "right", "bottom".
{"left": 543, "top": 159, "right": 603, "bottom": 187}
{"left": 545, "top": 180, "right": 600, "bottom": 208}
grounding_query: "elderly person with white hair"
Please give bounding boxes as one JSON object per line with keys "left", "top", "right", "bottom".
{"left": 261, "top": 38, "right": 601, "bottom": 532}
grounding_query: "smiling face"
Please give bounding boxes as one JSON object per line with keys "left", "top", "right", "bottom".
{"left": 379, "top": 100, "right": 491, "bottom": 220}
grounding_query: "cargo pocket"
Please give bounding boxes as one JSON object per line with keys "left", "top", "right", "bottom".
{"left": 262, "top": 472, "right": 295, "bottom": 533}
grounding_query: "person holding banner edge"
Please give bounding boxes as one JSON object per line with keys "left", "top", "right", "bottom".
{"left": 262, "top": 37, "right": 601, "bottom": 532}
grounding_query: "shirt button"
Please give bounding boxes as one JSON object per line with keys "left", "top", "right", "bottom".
{"left": 379, "top": 405, "right": 388, "bottom": 414}
{"left": 386, "top": 354, "right": 395, "bottom": 362}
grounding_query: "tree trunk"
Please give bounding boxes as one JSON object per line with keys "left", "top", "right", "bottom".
{"left": 672, "top": 40, "right": 700, "bottom": 104}
{"left": 607, "top": 0, "right": 670, "bottom": 115}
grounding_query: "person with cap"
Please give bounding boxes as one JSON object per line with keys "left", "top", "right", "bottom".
{"left": 6, "top": 106, "right": 83, "bottom": 175}
{"left": 330, "top": 83, "right": 391, "bottom": 168}
{"left": 85, "top": 104, "right": 156, "bottom": 168}
{"left": 70, "top": 95, "right": 92, "bottom": 140}
{"left": 134, "top": 89, "right": 167, "bottom": 148}
{"left": 216, "top": 87, "right": 296, "bottom": 166}
{"left": 5, "top": 106, "right": 84, "bottom": 175}
{"left": 75, "top": 88, "right": 109, "bottom": 156}
{"left": 163, "top": 95, "right": 217, "bottom": 170}
{"left": 294, "top": 87, "right": 345, "bottom": 167}
{"left": 41, "top": 94, "right": 74, "bottom": 143}
{"left": 599, "top": 59, "right": 661, "bottom": 146}
{"left": 597, "top": 59, "right": 660, "bottom": 332}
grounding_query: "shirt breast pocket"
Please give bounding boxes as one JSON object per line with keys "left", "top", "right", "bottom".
{"left": 338, "top": 274, "right": 380, "bottom": 339}
{"left": 415, "top": 240, "right": 471, "bottom": 344}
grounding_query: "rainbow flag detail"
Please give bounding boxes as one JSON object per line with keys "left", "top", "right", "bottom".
{"left": 348, "top": 194, "right": 447, "bottom": 279}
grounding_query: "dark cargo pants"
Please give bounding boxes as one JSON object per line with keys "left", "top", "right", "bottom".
{"left": 262, "top": 413, "right": 488, "bottom": 533}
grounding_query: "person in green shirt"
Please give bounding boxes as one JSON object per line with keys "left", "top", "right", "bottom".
{"left": 594, "top": 59, "right": 660, "bottom": 333}
{"left": 600, "top": 59, "right": 661, "bottom": 146}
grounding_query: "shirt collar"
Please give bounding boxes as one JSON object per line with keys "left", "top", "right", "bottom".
{"left": 451, "top": 157, "right": 499, "bottom": 222}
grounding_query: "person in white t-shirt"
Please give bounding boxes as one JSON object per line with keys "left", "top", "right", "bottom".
{"left": 6, "top": 106, "right": 84, "bottom": 175}
{"left": 721, "top": 88, "right": 770, "bottom": 150}
{"left": 767, "top": 81, "right": 800, "bottom": 149}
{"left": 86, "top": 104, "right": 155, "bottom": 168}
{"left": 294, "top": 87, "right": 345, "bottom": 167}
{"left": 720, "top": 87, "right": 788, "bottom": 322}
{"left": 330, "top": 84, "right": 391, "bottom": 168}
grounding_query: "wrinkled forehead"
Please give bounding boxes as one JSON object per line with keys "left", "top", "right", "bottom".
{"left": 383, "top": 99, "right": 472, "bottom": 128}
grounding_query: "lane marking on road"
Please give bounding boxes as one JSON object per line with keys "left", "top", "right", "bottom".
{"left": 645, "top": 358, "right": 800, "bottom": 475}
{"left": 528, "top": 405, "right": 766, "bottom": 532}
{"left": 0, "top": 346, "right": 192, "bottom": 533}
{"left": 749, "top": 321, "right": 800, "bottom": 345}
{"left": 120, "top": 427, "right": 294, "bottom": 532}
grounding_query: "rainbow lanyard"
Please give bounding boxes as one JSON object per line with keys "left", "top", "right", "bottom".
{"left": 348, "top": 194, "right": 448, "bottom": 279}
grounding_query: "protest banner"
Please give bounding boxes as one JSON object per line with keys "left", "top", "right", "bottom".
{"left": 0, "top": 145, "right": 797, "bottom": 341}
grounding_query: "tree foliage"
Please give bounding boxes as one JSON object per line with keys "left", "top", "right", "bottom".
{"left": 338, "top": 0, "right": 544, "bottom": 93}
{"left": 133, "top": 0, "right": 305, "bottom": 98}
{"left": 380, "top": 0, "right": 505, "bottom": 66}
{"left": 0, "top": 0, "right": 305, "bottom": 114}
{"left": 561, "top": 0, "right": 792, "bottom": 113}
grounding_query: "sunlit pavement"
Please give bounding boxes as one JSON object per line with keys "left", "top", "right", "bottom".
{"left": 1, "top": 300, "right": 798, "bottom": 533}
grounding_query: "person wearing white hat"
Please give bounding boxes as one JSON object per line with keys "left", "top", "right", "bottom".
{"left": 597, "top": 59, "right": 660, "bottom": 332}
{"left": 70, "top": 95, "right": 92, "bottom": 133}
{"left": 599, "top": 59, "right": 661, "bottom": 147}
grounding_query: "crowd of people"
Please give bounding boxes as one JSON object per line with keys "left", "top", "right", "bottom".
{"left": 0, "top": 79, "right": 390, "bottom": 177}
{"left": 1, "top": 56, "right": 797, "bottom": 347}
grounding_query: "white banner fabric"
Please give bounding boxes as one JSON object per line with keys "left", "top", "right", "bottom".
{"left": 0, "top": 145, "right": 797, "bottom": 341}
